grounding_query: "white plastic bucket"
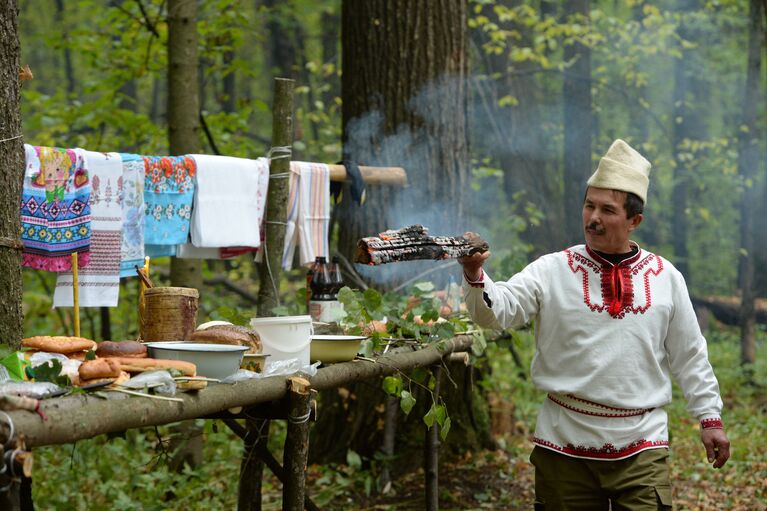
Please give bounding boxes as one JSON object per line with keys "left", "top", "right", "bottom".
{"left": 249, "top": 315, "right": 313, "bottom": 366}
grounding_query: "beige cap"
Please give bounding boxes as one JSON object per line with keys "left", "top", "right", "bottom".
{"left": 587, "top": 139, "right": 652, "bottom": 203}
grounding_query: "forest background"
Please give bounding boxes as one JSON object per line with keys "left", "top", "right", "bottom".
{"left": 6, "top": 0, "right": 767, "bottom": 509}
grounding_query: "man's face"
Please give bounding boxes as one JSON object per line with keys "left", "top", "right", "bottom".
{"left": 582, "top": 187, "right": 643, "bottom": 253}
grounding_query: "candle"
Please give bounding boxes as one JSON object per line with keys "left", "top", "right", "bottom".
{"left": 71, "top": 252, "right": 80, "bottom": 337}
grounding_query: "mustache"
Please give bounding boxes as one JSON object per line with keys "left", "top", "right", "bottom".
{"left": 585, "top": 223, "right": 605, "bottom": 234}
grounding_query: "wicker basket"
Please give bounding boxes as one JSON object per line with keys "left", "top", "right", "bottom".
{"left": 141, "top": 287, "right": 199, "bottom": 341}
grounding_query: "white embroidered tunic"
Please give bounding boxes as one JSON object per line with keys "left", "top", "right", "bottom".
{"left": 463, "top": 243, "right": 723, "bottom": 460}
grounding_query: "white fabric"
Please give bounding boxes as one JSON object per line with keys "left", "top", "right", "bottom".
{"left": 587, "top": 139, "right": 651, "bottom": 203}
{"left": 177, "top": 243, "right": 220, "bottom": 259}
{"left": 54, "top": 151, "right": 123, "bottom": 307}
{"left": 463, "top": 244, "right": 722, "bottom": 460}
{"left": 281, "top": 161, "right": 330, "bottom": 269}
{"left": 118, "top": 156, "right": 145, "bottom": 277}
{"left": 188, "top": 154, "right": 269, "bottom": 248}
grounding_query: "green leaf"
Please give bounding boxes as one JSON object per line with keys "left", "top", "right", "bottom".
{"left": 413, "top": 282, "right": 435, "bottom": 294}
{"left": 382, "top": 376, "right": 403, "bottom": 396}
{"left": 346, "top": 450, "right": 362, "bottom": 470}
{"left": 25, "top": 359, "right": 69, "bottom": 386}
{"left": 440, "top": 417, "right": 452, "bottom": 441}
{"left": 362, "top": 288, "right": 383, "bottom": 311}
{"left": 423, "top": 403, "right": 437, "bottom": 428}
{"left": 400, "top": 390, "right": 416, "bottom": 416}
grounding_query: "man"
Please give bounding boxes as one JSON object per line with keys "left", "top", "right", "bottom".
{"left": 460, "top": 139, "right": 730, "bottom": 510}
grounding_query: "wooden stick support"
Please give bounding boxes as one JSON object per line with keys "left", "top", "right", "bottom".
{"left": 327, "top": 164, "right": 407, "bottom": 186}
{"left": 71, "top": 252, "right": 80, "bottom": 337}
{"left": 424, "top": 364, "right": 442, "bottom": 511}
{"left": 282, "top": 376, "right": 312, "bottom": 511}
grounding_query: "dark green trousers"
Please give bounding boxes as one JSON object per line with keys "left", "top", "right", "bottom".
{"left": 530, "top": 446, "right": 673, "bottom": 510}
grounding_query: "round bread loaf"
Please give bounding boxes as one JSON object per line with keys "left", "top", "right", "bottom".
{"left": 22, "top": 336, "right": 97, "bottom": 354}
{"left": 189, "top": 325, "right": 261, "bottom": 353}
{"left": 96, "top": 340, "right": 147, "bottom": 359}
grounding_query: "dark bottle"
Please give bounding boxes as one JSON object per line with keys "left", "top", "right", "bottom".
{"left": 306, "top": 257, "right": 322, "bottom": 314}
{"left": 330, "top": 256, "right": 345, "bottom": 295}
{"left": 309, "top": 256, "right": 344, "bottom": 322}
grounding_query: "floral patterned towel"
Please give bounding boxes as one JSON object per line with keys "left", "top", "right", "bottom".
{"left": 119, "top": 153, "right": 146, "bottom": 277}
{"left": 143, "top": 155, "right": 196, "bottom": 246}
{"left": 21, "top": 145, "right": 91, "bottom": 272}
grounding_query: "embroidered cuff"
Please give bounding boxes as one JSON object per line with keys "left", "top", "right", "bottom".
{"left": 464, "top": 268, "right": 485, "bottom": 288}
{"left": 700, "top": 417, "right": 724, "bottom": 430}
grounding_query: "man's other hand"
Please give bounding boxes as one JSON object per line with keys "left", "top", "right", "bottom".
{"left": 701, "top": 428, "right": 730, "bottom": 469}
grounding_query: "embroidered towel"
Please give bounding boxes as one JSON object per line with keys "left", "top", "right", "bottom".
{"left": 119, "top": 153, "right": 146, "bottom": 278}
{"left": 143, "top": 155, "right": 196, "bottom": 245}
{"left": 21, "top": 145, "right": 91, "bottom": 272}
{"left": 188, "top": 155, "right": 269, "bottom": 248}
{"left": 54, "top": 151, "right": 123, "bottom": 307}
{"left": 281, "top": 161, "right": 330, "bottom": 269}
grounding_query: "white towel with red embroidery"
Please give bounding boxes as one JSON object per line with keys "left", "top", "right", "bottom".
{"left": 462, "top": 243, "right": 723, "bottom": 460}
{"left": 281, "top": 161, "right": 330, "bottom": 269}
{"left": 188, "top": 154, "right": 269, "bottom": 248}
{"left": 54, "top": 151, "right": 123, "bottom": 307}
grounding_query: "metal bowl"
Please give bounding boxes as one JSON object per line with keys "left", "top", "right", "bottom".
{"left": 310, "top": 335, "right": 367, "bottom": 364}
{"left": 144, "top": 342, "right": 249, "bottom": 379}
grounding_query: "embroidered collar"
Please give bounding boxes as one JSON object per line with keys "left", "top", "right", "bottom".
{"left": 585, "top": 242, "right": 643, "bottom": 268}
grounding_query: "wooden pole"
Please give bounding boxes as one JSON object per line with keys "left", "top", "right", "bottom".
{"left": 327, "top": 164, "right": 407, "bottom": 186}
{"left": 282, "top": 376, "right": 312, "bottom": 511}
{"left": 256, "top": 77, "right": 294, "bottom": 317}
{"left": 237, "top": 416, "right": 270, "bottom": 511}
{"left": 71, "top": 253, "right": 80, "bottom": 337}
{"left": 425, "top": 363, "right": 442, "bottom": 511}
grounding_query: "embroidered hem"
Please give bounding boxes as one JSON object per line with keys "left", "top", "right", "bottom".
{"left": 22, "top": 251, "right": 90, "bottom": 272}
{"left": 700, "top": 418, "right": 724, "bottom": 430}
{"left": 548, "top": 393, "right": 654, "bottom": 418}
{"left": 532, "top": 436, "right": 669, "bottom": 460}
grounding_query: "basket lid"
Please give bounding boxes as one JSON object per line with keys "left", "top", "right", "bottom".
{"left": 145, "top": 287, "right": 199, "bottom": 298}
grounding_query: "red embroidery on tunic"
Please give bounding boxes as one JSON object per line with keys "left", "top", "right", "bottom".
{"left": 700, "top": 418, "right": 724, "bottom": 429}
{"left": 565, "top": 248, "right": 664, "bottom": 318}
{"left": 532, "top": 437, "right": 669, "bottom": 459}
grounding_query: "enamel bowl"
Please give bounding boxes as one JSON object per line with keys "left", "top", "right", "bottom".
{"left": 144, "top": 342, "right": 249, "bottom": 379}
{"left": 309, "top": 335, "right": 367, "bottom": 364}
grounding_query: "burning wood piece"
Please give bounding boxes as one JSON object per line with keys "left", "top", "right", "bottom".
{"left": 355, "top": 225, "right": 489, "bottom": 265}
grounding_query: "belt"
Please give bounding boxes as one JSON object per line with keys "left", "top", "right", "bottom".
{"left": 547, "top": 392, "right": 654, "bottom": 418}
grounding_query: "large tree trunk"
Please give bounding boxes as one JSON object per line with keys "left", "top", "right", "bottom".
{"left": 562, "top": 0, "right": 592, "bottom": 246}
{"left": 0, "top": 0, "right": 25, "bottom": 350}
{"left": 166, "top": 0, "right": 204, "bottom": 473}
{"left": 736, "top": 0, "right": 764, "bottom": 368}
{"left": 313, "top": 1, "right": 488, "bottom": 473}
{"left": 338, "top": 0, "right": 471, "bottom": 289}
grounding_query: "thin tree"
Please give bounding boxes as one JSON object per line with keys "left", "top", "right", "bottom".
{"left": 562, "top": 0, "right": 593, "bottom": 246}
{"left": 737, "top": 0, "right": 764, "bottom": 368}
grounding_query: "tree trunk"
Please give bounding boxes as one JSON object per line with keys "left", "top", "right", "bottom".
{"left": 53, "top": 0, "right": 75, "bottom": 95}
{"left": 562, "top": 0, "right": 592, "bottom": 246}
{"left": 166, "top": 0, "right": 204, "bottom": 473}
{"left": 737, "top": 0, "right": 764, "bottom": 368}
{"left": 338, "top": 0, "right": 470, "bottom": 289}
{"left": 0, "top": 0, "right": 25, "bottom": 351}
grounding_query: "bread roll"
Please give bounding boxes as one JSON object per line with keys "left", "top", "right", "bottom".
{"left": 189, "top": 325, "right": 261, "bottom": 353}
{"left": 22, "top": 336, "right": 97, "bottom": 354}
{"left": 96, "top": 341, "right": 147, "bottom": 359}
{"left": 110, "top": 357, "right": 196, "bottom": 376}
{"left": 79, "top": 358, "right": 122, "bottom": 380}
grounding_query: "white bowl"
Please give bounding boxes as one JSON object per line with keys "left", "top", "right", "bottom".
{"left": 144, "top": 342, "right": 249, "bottom": 379}
{"left": 310, "top": 335, "right": 367, "bottom": 364}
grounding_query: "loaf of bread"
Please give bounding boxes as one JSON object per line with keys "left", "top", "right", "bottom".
{"left": 189, "top": 324, "right": 261, "bottom": 353}
{"left": 22, "top": 336, "right": 97, "bottom": 354}
{"left": 96, "top": 340, "right": 147, "bottom": 359}
{"left": 110, "top": 357, "right": 196, "bottom": 376}
{"left": 79, "top": 358, "right": 122, "bottom": 380}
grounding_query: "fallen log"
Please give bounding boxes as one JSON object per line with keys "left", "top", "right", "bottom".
{"left": 0, "top": 335, "right": 475, "bottom": 448}
{"left": 691, "top": 295, "right": 767, "bottom": 326}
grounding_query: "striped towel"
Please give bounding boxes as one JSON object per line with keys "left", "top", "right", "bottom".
{"left": 281, "top": 161, "right": 330, "bottom": 269}
{"left": 118, "top": 153, "right": 145, "bottom": 278}
{"left": 54, "top": 151, "right": 123, "bottom": 307}
{"left": 21, "top": 145, "right": 91, "bottom": 272}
